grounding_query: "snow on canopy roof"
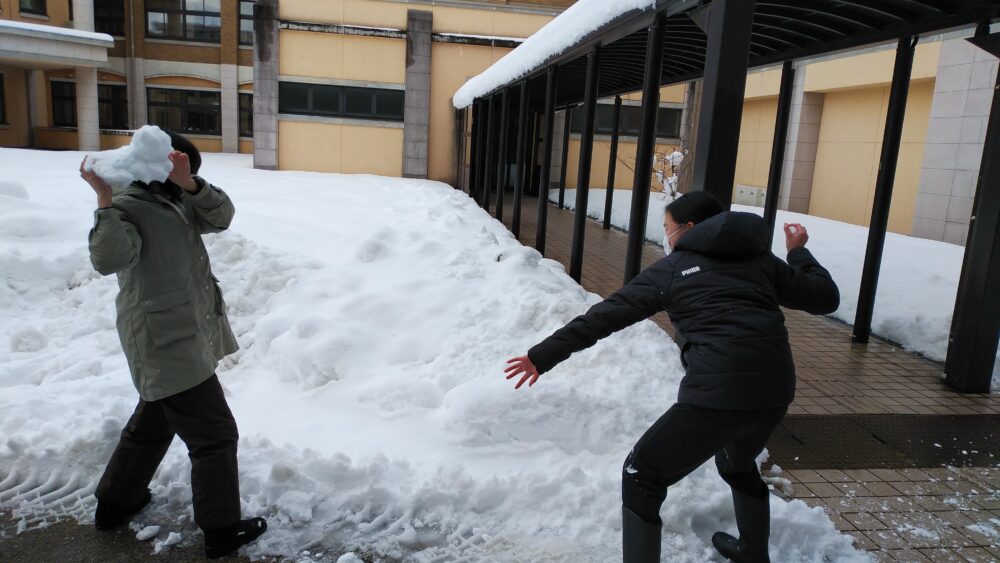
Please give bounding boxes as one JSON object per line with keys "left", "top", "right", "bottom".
{"left": 0, "top": 18, "right": 114, "bottom": 46}
{"left": 452, "top": 0, "right": 657, "bottom": 109}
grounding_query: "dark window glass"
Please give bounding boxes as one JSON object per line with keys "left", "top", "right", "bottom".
{"left": 146, "top": 87, "right": 221, "bottom": 135}
{"left": 571, "top": 103, "right": 681, "bottom": 139}
{"left": 278, "top": 82, "right": 404, "bottom": 122}
{"left": 98, "top": 84, "right": 129, "bottom": 129}
{"left": 278, "top": 82, "right": 308, "bottom": 113}
{"left": 239, "top": 0, "right": 255, "bottom": 45}
{"left": 656, "top": 107, "right": 682, "bottom": 139}
{"left": 620, "top": 106, "right": 642, "bottom": 136}
{"left": 374, "top": 90, "right": 404, "bottom": 120}
{"left": 146, "top": 0, "right": 220, "bottom": 43}
{"left": 238, "top": 93, "right": 252, "bottom": 137}
{"left": 344, "top": 88, "right": 373, "bottom": 116}
{"left": 94, "top": 0, "right": 125, "bottom": 36}
{"left": 51, "top": 81, "right": 76, "bottom": 127}
{"left": 0, "top": 74, "right": 6, "bottom": 125}
{"left": 311, "top": 85, "right": 341, "bottom": 115}
{"left": 19, "top": 0, "right": 46, "bottom": 16}
{"left": 593, "top": 105, "right": 614, "bottom": 135}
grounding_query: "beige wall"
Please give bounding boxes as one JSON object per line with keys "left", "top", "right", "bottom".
{"left": 806, "top": 42, "right": 940, "bottom": 93}
{"left": 280, "top": 31, "right": 406, "bottom": 84}
{"left": 278, "top": 120, "right": 403, "bottom": 176}
{"left": 564, "top": 138, "right": 680, "bottom": 191}
{"left": 809, "top": 80, "right": 934, "bottom": 235}
{"left": 239, "top": 139, "right": 254, "bottom": 154}
{"left": 734, "top": 97, "right": 779, "bottom": 189}
{"left": 0, "top": 67, "right": 29, "bottom": 147}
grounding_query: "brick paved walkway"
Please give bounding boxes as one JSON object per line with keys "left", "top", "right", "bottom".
{"left": 495, "top": 194, "right": 1000, "bottom": 561}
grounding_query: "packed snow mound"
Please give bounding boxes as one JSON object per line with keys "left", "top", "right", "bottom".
{"left": 83, "top": 125, "right": 173, "bottom": 186}
{"left": 0, "top": 181, "right": 28, "bottom": 200}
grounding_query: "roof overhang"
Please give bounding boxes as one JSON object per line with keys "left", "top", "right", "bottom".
{"left": 0, "top": 19, "right": 114, "bottom": 70}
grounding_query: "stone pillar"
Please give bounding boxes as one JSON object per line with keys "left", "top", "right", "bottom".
{"left": 76, "top": 67, "right": 100, "bottom": 150}
{"left": 221, "top": 64, "right": 239, "bottom": 152}
{"left": 128, "top": 58, "right": 147, "bottom": 128}
{"left": 252, "top": 0, "right": 279, "bottom": 170}
{"left": 403, "top": 10, "right": 432, "bottom": 179}
{"left": 72, "top": 0, "right": 95, "bottom": 31}
{"left": 778, "top": 69, "right": 823, "bottom": 214}
{"left": 912, "top": 38, "right": 999, "bottom": 245}
{"left": 549, "top": 110, "right": 567, "bottom": 189}
{"left": 26, "top": 70, "right": 45, "bottom": 146}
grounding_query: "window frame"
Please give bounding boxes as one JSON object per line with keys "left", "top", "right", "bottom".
{"left": 146, "top": 87, "right": 222, "bottom": 136}
{"left": 19, "top": 0, "right": 47, "bottom": 16}
{"left": 570, "top": 103, "right": 682, "bottom": 139}
{"left": 145, "top": 0, "right": 222, "bottom": 44}
{"left": 94, "top": 0, "right": 126, "bottom": 37}
{"left": 51, "top": 80, "right": 77, "bottom": 128}
{"left": 238, "top": 0, "right": 255, "bottom": 46}
{"left": 278, "top": 81, "right": 405, "bottom": 123}
{"left": 238, "top": 92, "right": 253, "bottom": 138}
{"left": 98, "top": 83, "right": 129, "bottom": 130}
{"left": 0, "top": 74, "right": 7, "bottom": 125}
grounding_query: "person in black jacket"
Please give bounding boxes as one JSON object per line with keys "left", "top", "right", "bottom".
{"left": 504, "top": 192, "right": 839, "bottom": 563}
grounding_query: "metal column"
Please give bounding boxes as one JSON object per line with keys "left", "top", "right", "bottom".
{"left": 763, "top": 60, "right": 795, "bottom": 249}
{"left": 482, "top": 95, "right": 498, "bottom": 212}
{"left": 853, "top": 37, "right": 917, "bottom": 343}
{"left": 495, "top": 88, "right": 512, "bottom": 220}
{"left": 945, "top": 30, "right": 1000, "bottom": 393}
{"left": 569, "top": 48, "right": 601, "bottom": 283}
{"left": 603, "top": 95, "right": 623, "bottom": 229}
{"left": 512, "top": 82, "right": 530, "bottom": 238}
{"left": 690, "top": 0, "right": 756, "bottom": 207}
{"left": 624, "top": 17, "right": 666, "bottom": 283}
{"left": 536, "top": 66, "right": 557, "bottom": 255}
{"left": 468, "top": 103, "right": 480, "bottom": 196}
{"left": 474, "top": 100, "right": 488, "bottom": 204}
{"left": 558, "top": 107, "right": 572, "bottom": 208}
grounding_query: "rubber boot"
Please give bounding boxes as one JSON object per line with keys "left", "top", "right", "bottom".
{"left": 204, "top": 517, "right": 267, "bottom": 559}
{"left": 711, "top": 489, "right": 771, "bottom": 563}
{"left": 623, "top": 506, "right": 661, "bottom": 563}
{"left": 95, "top": 489, "right": 151, "bottom": 530}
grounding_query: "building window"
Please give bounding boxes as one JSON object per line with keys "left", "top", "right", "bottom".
{"left": 19, "top": 0, "right": 47, "bottom": 16}
{"left": 278, "top": 82, "right": 405, "bottom": 122}
{"left": 51, "top": 81, "right": 76, "bottom": 127}
{"left": 0, "top": 74, "right": 7, "bottom": 125}
{"left": 147, "top": 87, "right": 221, "bottom": 135}
{"left": 239, "top": 0, "right": 254, "bottom": 46}
{"left": 571, "top": 105, "right": 682, "bottom": 139}
{"left": 146, "top": 0, "right": 221, "bottom": 43}
{"left": 99, "top": 84, "right": 129, "bottom": 129}
{"left": 238, "top": 93, "right": 253, "bottom": 137}
{"left": 95, "top": 0, "right": 126, "bottom": 36}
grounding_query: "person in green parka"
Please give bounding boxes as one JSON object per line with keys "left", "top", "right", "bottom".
{"left": 80, "top": 130, "right": 266, "bottom": 559}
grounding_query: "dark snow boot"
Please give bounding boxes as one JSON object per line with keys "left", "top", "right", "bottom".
{"left": 204, "top": 517, "right": 267, "bottom": 559}
{"left": 712, "top": 489, "right": 771, "bottom": 563}
{"left": 623, "top": 506, "right": 661, "bottom": 563}
{"left": 95, "top": 489, "right": 151, "bottom": 530}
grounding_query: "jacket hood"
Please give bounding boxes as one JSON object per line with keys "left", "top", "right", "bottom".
{"left": 673, "top": 211, "right": 770, "bottom": 259}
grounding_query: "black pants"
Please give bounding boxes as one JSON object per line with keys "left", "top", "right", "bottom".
{"left": 622, "top": 402, "right": 787, "bottom": 524}
{"left": 95, "top": 375, "right": 240, "bottom": 531}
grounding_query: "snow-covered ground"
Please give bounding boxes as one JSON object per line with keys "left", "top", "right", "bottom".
{"left": 1, "top": 149, "right": 867, "bottom": 561}
{"left": 553, "top": 188, "right": 999, "bottom": 391}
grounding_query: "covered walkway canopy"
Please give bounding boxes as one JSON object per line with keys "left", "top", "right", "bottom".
{"left": 454, "top": 0, "right": 1000, "bottom": 393}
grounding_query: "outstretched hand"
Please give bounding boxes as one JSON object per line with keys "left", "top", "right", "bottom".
{"left": 167, "top": 151, "right": 198, "bottom": 192}
{"left": 784, "top": 223, "right": 809, "bottom": 252}
{"left": 80, "top": 157, "right": 113, "bottom": 208}
{"left": 504, "top": 355, "right": 540, "bottom": 389}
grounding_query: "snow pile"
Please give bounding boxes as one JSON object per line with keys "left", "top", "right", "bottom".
{"left": 0, "top": 149, "right": 866, "bottom": 561}
{"left": 83, "top": 125, "right": 174, "bottom": 187}
{"left": 453, "top": 0, "right": 659, "bottom": 108}
{"left": 0, "top": 18, "right": 114, "bottom": 44}
{"left": 551, "top": 188, "right": 998, "bottom": 389}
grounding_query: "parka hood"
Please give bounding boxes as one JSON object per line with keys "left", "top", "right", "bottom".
{"left": 673, "top": 211, "right": 770, "bottom": 259}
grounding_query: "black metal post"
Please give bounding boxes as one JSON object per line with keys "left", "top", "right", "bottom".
{"left": 495, "top": 88, "right": 512, "bottom": 220}
{"left": 945, "top": 32, "right": 1000, "bottom": 393}
{"left": 512, "top": 82, "right": 530, "bottom": 238}
{"left": 603, "top": 95, "right": 623, "bottom": 229}
{"left": 474, "top": 100, "right": 488, "bottom": 204}
{"left": 569, "top": 48, "right": 601, "bottom": 283}
{"left": 624, "top": 16, "right": 666, "bottom": 283}
{"left": 456, "top": 107, "right": 467, "bottom": 191}
{"left": 763, "top": 60, "right": 795, "bottom": 249}
{"left": 853, "top": 37, "right": 917, "bottom": 344}
{"left": 468, "top": 103, "right": 479, "bottom": 197}
{"left": 558, "top": 107, "right": 572, "bottom": 208}
{"left": 536, "top": 66, "right": 557, "bottom": 255}
{"left": 482, "top": 95, "right": 498, "bottom": 212}
{"left": 690, "top": 0, "right": 756, "bottom": 208}
{"left": 526, "top": 113, "right": 539, "bottom": 195}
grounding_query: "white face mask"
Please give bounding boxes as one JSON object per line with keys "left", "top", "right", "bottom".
{"left": 662, "top": 225, "right": 686, "bottom": 256}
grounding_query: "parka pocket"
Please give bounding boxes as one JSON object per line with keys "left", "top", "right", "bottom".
{"left": 142, "top": 289, "right": 198, "bottom": 349}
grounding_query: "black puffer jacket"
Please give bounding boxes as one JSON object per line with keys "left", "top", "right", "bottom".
{"left": 527, "top": 211, "right": 840, "bottom": 410}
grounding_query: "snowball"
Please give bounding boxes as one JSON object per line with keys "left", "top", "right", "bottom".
{"left": 153, "top": 531, "right": 182, "bottom": 553}
{"left": 84, "top": 125, "right": 173, "bottom": 186}
{"left": 336, "top": 553, "right": 364, "bottom": 563}
{"left": 135, "top": 525, "right": 161, "bottom": 541}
